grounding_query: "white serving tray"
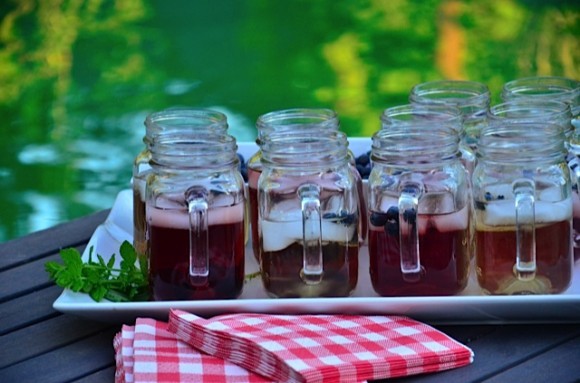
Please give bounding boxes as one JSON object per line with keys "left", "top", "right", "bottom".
{"left": 53, "top": 139, "right": 580, "bottom": 324}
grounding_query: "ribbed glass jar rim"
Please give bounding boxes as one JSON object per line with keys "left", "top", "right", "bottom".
{"left": 380, "top": 104, "right": 463, "bottom": 132}
{"left": 150, "top": 132, "right": 238, "bottom": 168}
{"left": 478, "top": 122, "right": 566, "bottom": 164}
{"left": 256, "top": 108, "right": 339, "bottom": 141}
{"left": 371, "top": 124, "right": 460, "bottom": 164}
{"left": 144, "top": 108, "right": 228, "bottom": 143}
{"left": 488, "top": 100, "right": 573, "bottom": 137}
{"left": 409, "top": 80, "right": 491, "bottom": 112}
{"left": 501, "top": 76, "right": 579, "bottom": 105}
{"left": 261, "top": 130, "right": 349, "bottom": 168}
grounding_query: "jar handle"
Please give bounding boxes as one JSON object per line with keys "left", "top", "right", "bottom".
{"left": 398, "top": 181, "right": 423, "bottom": 281}
{"left": 186, "top": 186, "right": 210, "bottom": 286}
{"left": 298, "top": 183, "right": 323, "bottom": 285}
{"left": 513, "top": 179, "right": 536, "bottom": 280}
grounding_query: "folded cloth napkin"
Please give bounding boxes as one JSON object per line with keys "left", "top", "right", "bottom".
{"left": 114, "top": 318, "right": 272, "bottom": 383}
{"left": 168, "top": 309, "right": 474, "bottom": 383}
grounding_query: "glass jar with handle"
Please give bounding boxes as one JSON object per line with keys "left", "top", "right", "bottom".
{"left": 133, "top": 108, "right": 228, "bottom": 257}
{"left": 368, "top": 123, "right": 471, "bottom": 296}
{"left": 248, "top": 108, "right": 366, "bottom": 262}
{"left": 258, "top": 130, "right": 360, "bottom": 298}
{"left": 146, "top": 132, "right": 245, "bottom": 300}
{"left": 473, "top": 121, "right": 573, "bottom": 294}
{"left": 409, "top": 80, "right": 490, "bottom": 173}
{"left": 500, "top": 76, "right": 580, "bottom": 262}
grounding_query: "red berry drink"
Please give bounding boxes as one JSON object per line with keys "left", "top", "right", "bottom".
{"left": 248, "top": 167, "right": 261, "bottom": 260}
{"left": 147, "top": 203, "right": 245, "bottom": 300}
{"left": 369, "top": 205, "right": 470, "bottom": 296}
{"left": 573, "top": 190, "right": 580, "bottom": 261}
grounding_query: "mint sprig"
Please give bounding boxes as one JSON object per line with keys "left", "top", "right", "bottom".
{"left": 45, "top": 240, "right": 149, "bottom": 302}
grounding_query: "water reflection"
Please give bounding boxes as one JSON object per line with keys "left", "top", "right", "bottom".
{"left": 0, "top": 0, "right": 577, "bottom": 241}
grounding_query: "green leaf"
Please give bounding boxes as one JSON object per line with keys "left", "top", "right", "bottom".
{"left": 90, "top": 285, "right": 108, "bottom": 302}
{"left": 60, "top": 248, "right": 83, "bottom": 273}
{"left": 44, "top": 242, "right": 150, "bottom": 303}
{"left": 106, "top": 253, "right": 116, "bottom": 270}
{"left": 120, "top": 240, "right": 137, "bottom": 267}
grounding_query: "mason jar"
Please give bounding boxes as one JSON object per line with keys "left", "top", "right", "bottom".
{"left": 132, "top": 108, "right": 228, "bottom": 257}
{"left": 473, "top": 121, "right": 573, "bottom": 295}
{"left": 501, "top": 76, "right": 579, "bottom": 112}
{"left": 380, "top": 103, "right": 472, "bottom": 173}
{"left": 258, "top": 130, "right": 360, "bottom": 298}
{"left": 247, "top": 108, "right": 366, "bottom": 262}
{"left": 409, "top": 80, "right": 491, "bottom": 167}
{"left": 368, "top": 124, "right": 471, "bottom": 296}
{"left": 500, "top": 76, "right": 580, "bottom": 262}
{"left": 146, "top": 132, "right": 245, "bottom": 301}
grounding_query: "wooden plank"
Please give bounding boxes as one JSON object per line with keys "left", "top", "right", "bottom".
{"left": 74, "top": 366, "right": 116, "bottom": 383}
{"left": 432, "top": 324, "right": 498, "bottom": 344}
{"left": 482, "top": 334, "right": 580, "bottom": 382}
{"left": 0, "top": 285, "right": 62, "bottom": 335}
{"left": 0, "top": 252, "right": 65, "bottom": 302}
{"left": 382, "top": 324, "right": 580, "bottom": 382}
{"left": 0, "top": 209, "right": 109, "bottom": 270}
{"left": 0, "top": 314, "right": 116, "bottom": 369}
{"left": 0, "top": 328, "right": 118, "bottom": 383}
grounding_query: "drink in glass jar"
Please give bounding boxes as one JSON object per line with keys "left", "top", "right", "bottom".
{"left": 489, "top": 98, "right": 577, "bottom": 261}
{"left": 369, "top": 201, "right": 470, "bottom": 296}
{"left": 501, "top": 77, "right": 580, "bottom": 261}
{"left": 475, "top": 198, "right": 572, "bottom": 294}
{"left": 133, "top": 108, "right": 229, "bottom": 256}
{"left": 473, "top": 121, "right": 573, "bottom": 294}
{"left": 259, "top": 186, "right": 359, "bottom": 298}
{"left": 148, "top": 203, "right": 245, "bottom": 300}
{"left": 248, "top": 108, "right": 366, "bottom": 263}
{"left": 258, "top": 131, "right": 360, "bottom": 298}
{"left": 247, "top": 166, "right": 262, "bottom": 259}
{"left": 367, "top": 124, "right": 470, "bottom": 296}
{"left": 146, "top": 132, "right": 246, "bottom": 301}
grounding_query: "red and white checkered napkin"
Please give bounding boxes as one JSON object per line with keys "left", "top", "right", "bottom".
{"left": 168, "top": 309, "right": 474, "bottom": 383}
{"left": 114, "top": 318, "right": 272, "bottom": 383}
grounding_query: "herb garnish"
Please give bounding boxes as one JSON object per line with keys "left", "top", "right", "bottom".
{"left": 45, "top": 241, "right": 149, "bottom": 302}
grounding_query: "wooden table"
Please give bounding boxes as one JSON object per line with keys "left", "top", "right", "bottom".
{"left": 1, "top": 209, "right": 580, "bottom": 382}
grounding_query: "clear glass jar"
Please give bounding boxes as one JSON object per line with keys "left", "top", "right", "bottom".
{"left": 133, "top": 108, "right": 228, "bottom": 256}
{"left": 258, "top": 130, "right": 360, "bottom": 298}
{"left": 247, "top": 108, "right": 366, "bottom": 261}
{"left": 380, "top": 103, "right": 473, "bottom": 173}
{"left": 500, "top": 76, "right": 580, "bottom": 262}
{"left": 409, "top": 80, "right": 491, "bottom": 163}
{"left": 146, "top": 132, "right": 245, "bottom": 301}
{"left": 488, "top": 99, "right": 573, "bottom": 138}
{"left": 501, "top": 76, "right": 579, "bottom": 110}
{"left": 473, "top": 122, "right": 573, "bottom": 294}
{"left": 368, "top": 123, "right": 471, "bottom": 296}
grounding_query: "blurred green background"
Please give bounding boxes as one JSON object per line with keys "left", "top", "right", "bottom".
{"left": 0, "top": 0, "right": 578, "bottom": 242}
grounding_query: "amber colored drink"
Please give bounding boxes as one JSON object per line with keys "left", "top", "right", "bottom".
{"left": 476, "top": 220, "right": 573, "bottom": 294}
{"left": 260, "top": 241, "right": 359, "bottom": 298}
{"left": 368, "top": 209, "right": 470, "bottom": 296}
{"left": 148, "top": 205, "right": 245, "bottom": 301}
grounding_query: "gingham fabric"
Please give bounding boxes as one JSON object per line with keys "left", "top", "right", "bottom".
{"left": 168, "top": 309, "right": 474, "bottom": 383}
{"left": 114, "top": 318, "right": 272, "bottom": 383}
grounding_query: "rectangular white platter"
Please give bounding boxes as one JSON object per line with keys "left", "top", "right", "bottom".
{"left": 53, "top": 138, "right": 580, "bottom": 324}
